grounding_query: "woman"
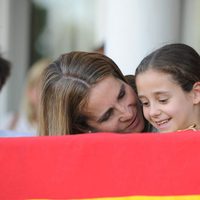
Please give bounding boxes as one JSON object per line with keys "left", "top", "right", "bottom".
{"left": 39, "top": 51, "right": 152, "bottom": 135}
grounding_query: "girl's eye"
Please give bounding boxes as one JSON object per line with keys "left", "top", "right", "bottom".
{"left": 139, "top": 100, "right": 149, "bottom": 107}
{"left": 142, "top": 102, "right": 149, "bottom": 107}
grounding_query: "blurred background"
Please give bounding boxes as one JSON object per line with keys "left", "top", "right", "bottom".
{"left": 0, "top": 0, "right": 200, "bottom": 124}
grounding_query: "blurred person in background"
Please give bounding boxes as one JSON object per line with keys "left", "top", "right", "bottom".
{"left": 0, "top": 54, "right": 28, "bottom": 137}
{"left": 0, "top": 58, "right": 51, "bottom": 135}
{"left": 0, "top": 55, "right": 10, "bottom": 90}
{"left": 93, "top": 43, "right": 104, "bottom": 54}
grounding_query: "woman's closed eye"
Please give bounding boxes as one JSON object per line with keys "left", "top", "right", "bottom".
{"left": 118, "top": 84, "right": 125, "bottom": 99}
{"left": 99, "top": 109, "right": 113, "bottom": 122}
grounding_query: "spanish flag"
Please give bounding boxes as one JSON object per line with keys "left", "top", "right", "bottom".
{"left": 0, "top": 131, "right": 200, "bottom": 199}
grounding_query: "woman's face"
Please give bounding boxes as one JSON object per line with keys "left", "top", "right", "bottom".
{"left": 82, "top": 76, "right": 145, "bottom": 133}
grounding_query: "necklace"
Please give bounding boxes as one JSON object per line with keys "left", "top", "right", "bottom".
{"left": 178, "top": 124, "right": 197, "bottom": 132}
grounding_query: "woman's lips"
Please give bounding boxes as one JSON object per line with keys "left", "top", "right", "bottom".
{"left": 126, "top": 114, "right": 138, "bottom": 131}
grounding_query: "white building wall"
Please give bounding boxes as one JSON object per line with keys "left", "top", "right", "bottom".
{"left": 181, "top": 0, "right": 200, "bottom": 53}
{"left": 105, "top": 0, "right": 182, "bottom": 75}
{"left": 0, "top": 0, "right": 11, "bottom": 122}
{"left": 105, "top": 0, "right": 200, "bottom": 75}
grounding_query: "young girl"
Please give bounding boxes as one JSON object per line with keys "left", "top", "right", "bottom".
{"left": 135, "top": 43, "right": 200, "bottom": 133}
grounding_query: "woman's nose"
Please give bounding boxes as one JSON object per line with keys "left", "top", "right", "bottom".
{"left": 118, "top": 104, "right": 132, "bottom": 122}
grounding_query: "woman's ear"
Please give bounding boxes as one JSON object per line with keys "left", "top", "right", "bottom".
{"left": 192, "top": 82, "right": 200, "bottom": 104}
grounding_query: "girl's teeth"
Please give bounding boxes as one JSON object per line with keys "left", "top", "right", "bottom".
{"left": 157, "top": 119, "right": 169, "bottom": 125}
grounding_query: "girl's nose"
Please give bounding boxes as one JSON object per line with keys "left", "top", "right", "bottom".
{"left": 148, "top": 104, "right": 161, "bottom": 117}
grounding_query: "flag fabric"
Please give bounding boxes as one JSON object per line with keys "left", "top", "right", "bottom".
{"left": 0, "top": 131, "right": 200, "bottom": 199}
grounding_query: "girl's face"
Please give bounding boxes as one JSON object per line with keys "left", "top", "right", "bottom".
{"left": 82, "top": 76, "right": 145, "bottom": 133}
{"left": 136, "top": 69, "right": 199, "bottom": 132}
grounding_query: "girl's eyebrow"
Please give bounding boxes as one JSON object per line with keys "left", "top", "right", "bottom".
{"left": 139, "top": 90, "right": 170, "bottom": 98}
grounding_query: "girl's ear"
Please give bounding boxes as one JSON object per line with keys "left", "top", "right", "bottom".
{"left": 192, "top": 82, "right": 200, "bottom": 104}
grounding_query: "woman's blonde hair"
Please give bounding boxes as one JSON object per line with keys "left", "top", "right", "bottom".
{"left": 39, "top": 52, "right": 128, "bottom": 136}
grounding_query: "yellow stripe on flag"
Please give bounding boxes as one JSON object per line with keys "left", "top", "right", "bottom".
{"left": 82, "top": 195, "right": 200, "bottom": 200}
{"left": 30, "top": 195, "right": 200, "bottom": 200}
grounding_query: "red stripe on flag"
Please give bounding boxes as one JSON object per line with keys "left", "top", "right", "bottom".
{"left": 0, "top": 131, "right": 200, "bottom": 199}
